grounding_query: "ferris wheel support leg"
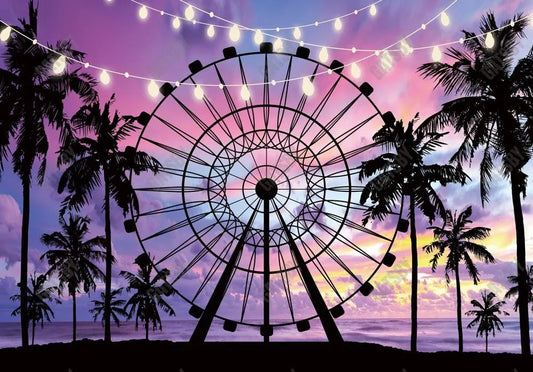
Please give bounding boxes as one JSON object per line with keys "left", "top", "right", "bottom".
{"left": 276, "top": 210, "right": 344, "bottom": 343}
{"left": 189, "top": 205, "right": 259, "bottom": 343}
{"left": 263, "top": 199, "right": 271, "bottom": 343}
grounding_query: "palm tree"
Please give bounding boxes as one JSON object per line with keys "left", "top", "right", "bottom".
{"left": 505, "top": 265, "right": 533, "bottom": 312}
{"left": 10, "top": 273, "right": 61, "bottom": 345}
{"left": 90, "top": 288, "right": 128, "bottom": 327}
{"left": 0, "top": 1, "right": 97, "bottom": 347}
{"left": 121, "top": 253, "right": 176, "bottom": 340}
{"left": 418, "top": 12, "right": 533, "bottom": 354}
{"left": 359, "top": 116, "right": 468, "bottom": 352}
{"left": 57, "top": 95, "right": 160, "bottom": 342}
{"left": 423, "top": 206, "right": 494, "bottom": 352}
{"left": 466, "top": 290, "right": 509, "bottom": 352}
{"left": 40, "top": 214, "right": 107, "bottom": 342}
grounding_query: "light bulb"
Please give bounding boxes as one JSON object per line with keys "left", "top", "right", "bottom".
{"left": 369, "top": 4, "right": 377, "bottom": 16}
{"left": 510, "top": 20, "right": 515, "bottom": 27}
{"left": 440, "top": 11, "right": 450, "bottom": 26}
{"left": 209, "top": 12, "right": 214, "bottom": 18}
{"left": 160, "top": 10, "right": 164, "bottom": 16}
{"left": 351, "top": 62, "right": 361, "bottom": 79}
{"left": 53, "top": 55, "right": 66, "bottom": 74}
{"left": 299, "top": 41, "right": 304, "bottom": 47}
{"left": 0, "top": 26, "right": 11, "bottom": 42}
{"left": 32, "top": 39, "right": 37, "bottom": 45}
{"left": 100, "top": 70, "right": 111, "bottom": 85}
{"left": 334, "top": 18, "right": 342, "bottom": 31}
{"left": 84, "top": 62, "right": 89, "bottom": 68}
{"left": 185, "top": 5, "right": 195, "bottom": 21}
{"left": 218, "top": 83, "right": 224, "bottom": 89}
{"left": 175, "top": 81, "right": 181, "bottom": 87}
{"left": 421, "top": 23, "right": 426, "bottom": 30}
{"left": 124, "top": 72, "right": 130, "bottom": 78}
{"left": 380, "top": 51, "right": 393, "bottom": 72}
{"left": 106, "top": 0, "right": 113, "bottom": 3}
{"left": 240, "top": 85, "right": 251, "bottom": 101}
{"left": 400, "top": 39, "right": 412, "bottom": 55}
{"left": 271, "top": 80, "right": 277, "bottom": 86}
{"left": 432, "top": 46, "right": 442, "bottom": 62}
{"left": 319, "top": 47, "right": 329, "bottom": 63}
{"left": 139, "top": 5, "right": 148, "bottom": 20}
{"left": 485, "top": 32, "right": 495, "bottom": 48}
{"left": 293, "top": 27, "right": 302, "bottom": 40}
{"left": 274, "top": 38, "right": 283, "bottom": 52}
{"left": 207, "top": 24, "right": 215, "bottom": 38}
{"left": 148, "top": 80, "right": 159, "bottom": 98}
{"left": 352, "top": 47, "right": 356, "bottom": 54}
{"left": 172, "top": 17, "right": 181, "bottom": 29}
{"left": 254, "top": 29, "right": 263, "bottom": 44}
{"left": 194, "top": 85, "right": 204, "bottom": 100}
{"left": 302, "top": 76, "right": 314, "bottom": 96}
{"left": 229, "top": 24, "right": 240, "bottom": 42}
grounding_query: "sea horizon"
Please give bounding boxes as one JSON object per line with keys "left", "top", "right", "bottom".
{"left": 1, "top": 318, "right": 530, "bottom": 353}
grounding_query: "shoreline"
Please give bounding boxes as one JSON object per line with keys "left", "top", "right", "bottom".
{"left": 1, "top": 339, "right": 532, "bottom": 372}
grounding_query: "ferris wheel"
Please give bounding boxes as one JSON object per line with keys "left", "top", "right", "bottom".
{"left": 125, "top": 43, "right": 406, "bottom": 342}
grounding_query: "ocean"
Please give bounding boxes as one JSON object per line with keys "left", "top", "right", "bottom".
{"left": 0, "top": 318, "right": 528, "bottom": 353}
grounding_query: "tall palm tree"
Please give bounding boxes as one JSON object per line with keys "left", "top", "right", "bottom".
{"left": 418, "top": 12, "right": 533, "bottom": 354}
{"left": 505, "top": 265, "right": 533, "bottom": 312}
{"left": 0, "top": 1, "right": 97, "bottom": 347}
{"left": 121, "top": 253, "right": 176, "bottom": 341}
{"left": 57, "top": 95, "right": 160, "bottom": 342}
{"left": 359, "top": 116, "right": 468, "bottom": 352}
{"left": 10, "top": 273, "right": 61, "bottom": 345}
{"left": 90, "top": 288, "right": 128, "bottom": 327}
{"left": 40, "top": 214, "right": 107, "bottom": 342}
{"left": 423, "top": 206, "right": 494, "bottom": 352}
{"left": 466, "top": 290, "right": 509, "bottom": 352}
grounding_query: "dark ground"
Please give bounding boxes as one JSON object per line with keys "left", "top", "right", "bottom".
{"left": 1, "top": 340, "right": 532, "bottom": 372}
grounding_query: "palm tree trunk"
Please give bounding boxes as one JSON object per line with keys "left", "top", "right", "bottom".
{"left": 485, "top": 332, "right": 488, "bottom": 353}
{"left": 104, "top": 168, "right": 112, "bottom": 343}
{"left": 31, "top": 319, "right": 35, "bottom": 346}
{"left": 409, "top": 194, "right": 418, "bottom": 352}
{"left": 455, "top": 264, "right": 463, "bottom": 352}
{"left": 20, "top": 176, "right": 30, "bottom": 348}
{"left": 72, "top": 292, "right": 77, "bottom": 342}
{"left": 145, "top": 319, "right": 149, "bottom": 341}
{"left": 511, "top": 172, "right": 531, "bottom": 355}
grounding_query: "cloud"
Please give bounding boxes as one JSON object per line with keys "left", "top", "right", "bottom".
{"left": 0, "top": 194, "right": 22, "bottom": 268}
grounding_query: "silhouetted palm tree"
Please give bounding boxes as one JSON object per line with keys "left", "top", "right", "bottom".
{"left": 505, "top": 265, "right": 533, "bottom": 312}
{"left": 359, "top": 116, "right": 468, "bottom": 352}
{"left": 10, "top": 273, "right": 61, "bottom": 345}
{"left": 466, "top": 290, "right": 509, "bottom": 352}
{"left": 57, "top": 95, "right": 160, "bottom": 342}
{"left": 40, "top": 214, "right": 106, "bottom": 341}
{"left": 418, "top": 12, "right": 533, "bottom": 354}
{"left": 423, "top": 206, "right": 494, "bottom": 352}
{"left": 121, "top": 253, "right": 175, "bottom": 340}
{"left": 90, "top": 288, "right": 128, "bottom": 327}
{"left": 0, "top": 1, "right": 97, "bottom": 347}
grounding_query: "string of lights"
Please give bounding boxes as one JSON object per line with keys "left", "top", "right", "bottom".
{"left": 1, "top": 9, "right": 530, "bottom": 99}
{"left": 174, "top": 0, "right": 383, "bottom": 31}
{"left": 124, "top": 0, "right": 458, "bottom": 54}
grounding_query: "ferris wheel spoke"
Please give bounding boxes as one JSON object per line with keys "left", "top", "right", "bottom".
{"left": 240, "top": 247, "right": 258, "bottom": 322}
{"left": 325, "top": 212, "right": 392, "bottom": 242}
{"left": 192, "top": 231, "right": 236, "bottom": 302}
{"left": 169, "top": 91, "right": 226, "bottom": 149}
{"left": 141, "top": 212, "right": 212, "bottom": 242}
{"left": 276, "top": 55, "right": 293, "bottom": 131}
{"left": 308, "top": 93, "right": 364, "bottom": 148}
{"left": 214, "top": 65, "right": 245, "bottom": 134}
{"left": 157, "top": 166, "right": 208, "bottom": 181}
{"left": 263, "top": 54, "right": 270, "bottom": 129}
{"left": 136, "top": 200, "right": 205, "bottom": 218}
{"left": 161, "top": 216, "right": 239, "bottom": 272}
{"left": 238, "top": 57, "right": 258, "bottom": 134}
{"left": 190, "top": 200, "right": 261, "bottom": 343}
{"left": 152, "top": 115, "right": 219, "bottom": 159}
{"left": 326, "top": 199, "right": 370, "bottom": 212}
{"left": 315, "top": 114, "right": 379, "bottom": 156}
{"left": 323, "top": 141, "right": 383, "bottom": 167}
{"left": 277, "top": 247, "right": 296, "bottom": 322}
{"left": 286, "top": 63, "right": 319, "bottom": 135}
{"left": 309, "top": 216, "right": 380, "bottom": 263}
{"left": 299, "top": 238, "right": 344, "bottom": 301}
{"left": 135, "top": 185, "right": 208, "bottom": 194}
{"left": 274, "top": 203, "right": 343, "bottom": 343}
{"left": 299, "top": 75, "right": 342, "bottom": 140}
{"left": 142, "top": 137, "right": 211, "bottom": 168}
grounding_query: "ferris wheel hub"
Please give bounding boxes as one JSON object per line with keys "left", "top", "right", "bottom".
{"left": 255, "top": 178, "right": 278, "bottom": 200}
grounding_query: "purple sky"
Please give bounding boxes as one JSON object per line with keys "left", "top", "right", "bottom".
{"left": 1, "top": 0, "right": 533, "bottom": 344}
